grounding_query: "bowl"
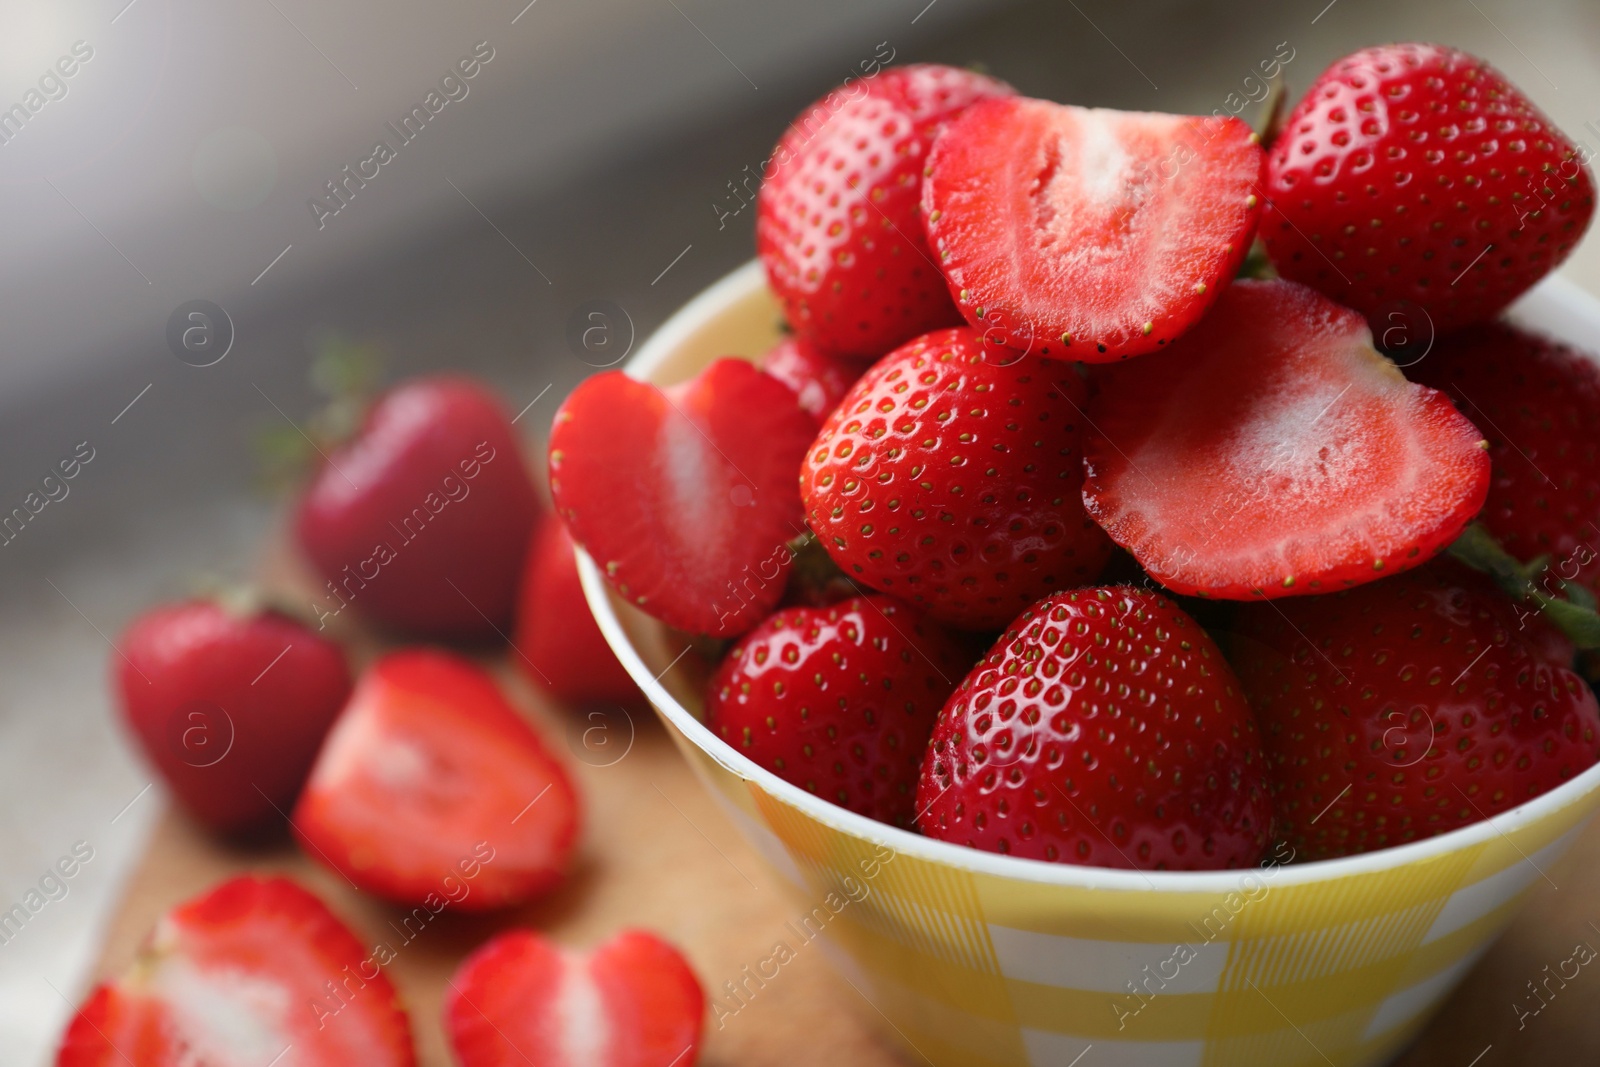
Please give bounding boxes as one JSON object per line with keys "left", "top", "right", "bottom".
{"left": 578, "top": 259, "right": 1600, "bottom": 1067}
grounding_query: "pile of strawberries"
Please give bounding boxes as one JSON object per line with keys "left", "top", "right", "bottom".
{"left": 554, "top": 44, "right": 1600, "bottom": 877}
{"left": 66, "top": 379, "right": 696, "bottom": 1062}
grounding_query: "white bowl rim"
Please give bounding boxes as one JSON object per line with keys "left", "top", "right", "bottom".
{"left": 577, "top": 257, "right": 1600, "bottom": 894}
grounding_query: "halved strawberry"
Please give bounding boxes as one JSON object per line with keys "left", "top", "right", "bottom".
{"left": 760, "top": 336, "right": 867, "bottom": 424}
{"left": 756, "top": 64, "right": 1013, "bottom": 359}
{"left": 56, "top": 876, "right": 415, "bottom": 1067}
{"left": 549, "top": 359, "right": 817, "bottom": 638}
{"left": 1083, "top": 279, "right": 1490, "bottom": 598}
{"left": 292, "top": 650, "right": 580, "bottom": 910}
{"left": 444, "top": 928, "right": 704, "bottom": 1067}
{"left": 923, "top": 97, "right": 1265, "bottom": 361}
{"left": 512, "top": 517, "right": 640, "bottom": 708}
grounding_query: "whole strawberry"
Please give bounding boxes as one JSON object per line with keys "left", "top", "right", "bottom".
{"left": 917, "top": 587, "right": 1273, "bottom": 870}
{"left": 295, "top": 374, "right": 540, "bottom": 643}
{"left": 1231, "top": 562, "right": 1600, "bottom": 861}
{"left": 757, "top": 64, "right": 1012, "bottom": 359}
{"left": 1261, "top": 43, "right": 1595, "bottom": 334}
{"left": 801, "top": 327, "right": 1114, "bottom": 630}
{"left": 114, "top": 600, "right": 351, "bottom": 836}
{"left": 1410, "top": 322, "right": 1600, "bottom": 593}
{"left": 705, "top": 595, "right": 969, "bottom": 827}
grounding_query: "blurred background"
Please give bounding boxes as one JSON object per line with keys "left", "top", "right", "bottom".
{"left": 0, "top": 0, "right": 1596, "bottom": 1061}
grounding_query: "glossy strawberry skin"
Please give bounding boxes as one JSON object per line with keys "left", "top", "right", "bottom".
{"left": 512, "top": 518, "right": 639, "bottom": 708}
{"left": 1261, "top": 43, "right": 1595, "bottom": 335}
{"left": 924, "top": 97, "right": 1265, "bottom": 361}
{"left": 549, "top": 359, "right": 817, "bottom": 638}
{"left": 1083, "top": 279, "right": 1490, "bottom": 599}
{"left": 56, "top": 876, "right": 416, "bottom": 1067}
{"left": 294, "top": 375, "right": 540, "bottom": 644}
{"left": 114, "top": 601, "right": 351, "bottom": 836}
{"left": 1410, "top": 322, "right": 1600, "bottom": 593}
{"left": 705, "top": 595, "right": 970, "bottom": 827}
{"left": 761, "top": 335, "right": 868, "bottom": 424}
{"left": 757, "top": 64, "right": 1013, "bottom": 359}
{"left": 1231, "top": 563, "right": 1600, "bottom": 861}
{"left": 918, "top": 587, "right": 1274, "bottom": 870}
{"left": 801, "top": 328, "right": 1114, "bottom": 630}
{"left": 293, "top": 650, "right": 580, "bottom": 910}
{"left": 444, "top": 928, "right": 704, "bottom": 1067}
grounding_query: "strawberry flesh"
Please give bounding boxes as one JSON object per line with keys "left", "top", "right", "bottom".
{"left": 56, "top": 876, "right": 416, "bottom": 1067}
{"left": 1262, "top": 43, "right": 1595, "bottom": 334}
{"left": 444, "top": 928, "right": 704, "bottom": 1067}
{"left": 924, "top": 97, "right": 1265, "bottom": 361}
{"left": 549, "top": 359, "right": 817, "bottom": 638}
{"left": 292, "top": 650, "right": 580, "bottom": 910}
{"left": 760, "top": 335, "right": 868, "bottom": 424}
{"left": 917, "top": 587, "right": 1273, "bottom": 869}
{"left": 757, "top": 64, "right": 1013, "bottom": 358}
{"left": 1083, "top": 279, "right": 1490, "bottom": 599}
{"left": 802, "top": 327, "right": 1114, "bottom": 630}
{"left": 706, "top": 595, "right": 971, "bottom": 827}
{"left": 1231, "top": 561, "right": 1600, "bottom": 860}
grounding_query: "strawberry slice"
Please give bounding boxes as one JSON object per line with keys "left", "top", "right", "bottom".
{"left": 292, "top": 650, "right": 580, "bottom": 910}
{"left": 760, "top": 336, "right": 866, "bottom": 424}
{"left": 549, "top": 359, "right": 817, "bottom": 638}
{"left": 924, "top": 97, "right": 1265, "bottom": 361}
{"left": 1083, "top": 279, "right": 1490, "bottom": 598}
{"left": 56, "top": 876, "right": 416, "bottom": 1067}
{"left": 444, "top": 928, "right": 704, "bottom": 1067}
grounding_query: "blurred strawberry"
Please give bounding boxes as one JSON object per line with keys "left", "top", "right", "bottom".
{"left": 760, "top": 336, "right": 866, "bottom": 423}
{"left": 114, "top": 599, "right": 351, "bottom": 836}
{"left": 294, "top": 375, "right": 539, "bottom": 643}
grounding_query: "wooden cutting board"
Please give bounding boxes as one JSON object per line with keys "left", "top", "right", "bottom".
{"left": 94, "top": 538, "right": 1600, "bottom": 1066}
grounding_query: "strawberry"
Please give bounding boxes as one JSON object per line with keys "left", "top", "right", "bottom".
{"left": 760, "top": 335, "right": 867, "bottom": 423}
{"left": 1261, "top": 43, "right": 1595, "bottom": 335}
{"left": 923, "top": 97, "right": 1265, "bottom": 361}
{"left": 756, "top": 64, "right": 1013, "bottom": 359}
{"left": 1230, "top": 561, "right": 1600, "bottom": 861}
{"left": 512, "top": 517, "right": 640, "bottom": 708}
{"left": 549, "top": 358, "right": 817, "bottom": 638}
{"left": 800, "top": 327, "right": 1114, "bottom": 630}
{"left": 113, "top": 600, "right": 351, "bottom": 836}
{"left": 294, "top": 374, "right": 540, "bottom": 643}
{"left": 1409, "top": 322, "right": 1600, "bottom": 594}
{"left": 444, "top": 928, "right": 703, "bottom": 1067}
{"left": 292, "top": 650, "right": 580, "bottom": 910}
{"left": 705, "top": 595, "right": 970, "bottom": 827}
{"left": 56, "top": 876, "right": 416, "bottom": 1067}
{"left": 1083, "top": 279, "right": 1491, "bottom": 599}
{"left": 917, "top": 587, "right": 1273, "bottom": 869}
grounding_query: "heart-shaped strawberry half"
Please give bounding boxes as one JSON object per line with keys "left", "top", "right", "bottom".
{"left": 549, "top": 358, "right": 817, "bottom": 638}
{"left": 56, "top": 876, "right": 416, "bottom": 1067}
{"left": 444, "top": 928, "right": 704, "bottom": 1067}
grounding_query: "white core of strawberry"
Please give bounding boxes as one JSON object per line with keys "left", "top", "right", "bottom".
{"left": 555, "top": 951, "right": 610, "bottom": 1066}
{"left": 659, "top": 412, "right": 718, "bottom": 551}
{"left": 149, "top": 958, "right": 293, "bottom": 1065}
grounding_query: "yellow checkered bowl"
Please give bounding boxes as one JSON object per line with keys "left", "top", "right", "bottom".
{"left": 577, "top": 259, "right": 1600, "bottom": 1067}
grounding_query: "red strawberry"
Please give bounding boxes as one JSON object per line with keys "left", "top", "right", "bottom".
{"left": 801, "top": 327, "right": 1114, "bottom": 630}
{"left": 760, "top": 335, "right": 867, "bottom": 423}
{"left": 1083, "top": 279, "right": 1490, "bottom": 599}
{"left": 113, "top": 600, "right": 351, "bottom": 836}
{"left": 56, "top": 876, "right": 415, "bottom": 1067}
{"left": 756, "top": 64, "right": 1013, "bottom": 359}
{"left": 512, "top": 518, "right": 640, "bottom": 707}
{"left": 1261, "top": 43, "right": 1595, "bottom": 335}
{"left": 923, "top": 97, "right": 1265, "bottom": 361}
{"left": 549, "top": 359, "right": 817, "bottom": 638}
{"left": 444, "top": 928, "right": 703, "bottom": 1067}
{"left": 705, "top": 595, "right": 969, "bottom": 827}
{"left": 294, "top": 375, "right": 540, "bottom": 643}
{"left": 292, "top": 650, "right": 580, "bottom": 910}
{"left": 917, "top": 587, "right": 1273, "bottom": 869}
{"left": 1410, "top": 322, "right": 1600, "bottom": 593}
{"left": 1230, "top": 561, "right": 1600, "bottom": 861}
